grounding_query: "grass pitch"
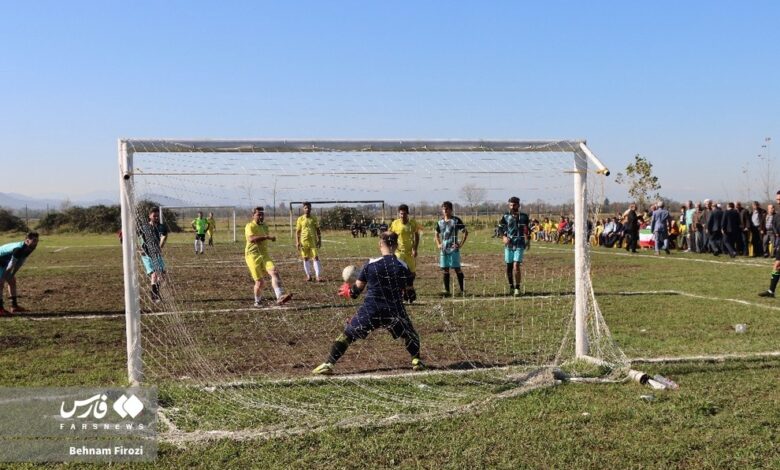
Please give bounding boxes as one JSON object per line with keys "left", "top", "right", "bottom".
{"left": 0, "top": 229, "right": 778, "bottom": 468}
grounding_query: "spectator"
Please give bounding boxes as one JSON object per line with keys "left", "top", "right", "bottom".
{"left": 749, "top": 201, "right": 766, "bottom": 257}
{"left": 622, "top": 203, "right": 640, "bottom": 253}
{"left": 722, "top": 202, "right": 741, "bottom": 258}
{"left": 650, "top": 201, "right": 671, "bottom": 255}
{"left": 707, "top": 202, "right": 724, "bottom": 255}
{"left": 763, "top": 204, "right": 776, "bottom": 258}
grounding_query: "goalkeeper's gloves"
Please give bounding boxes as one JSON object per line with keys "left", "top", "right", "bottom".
{"left": 338, "top": 282, "right": 360, "bottom": 300}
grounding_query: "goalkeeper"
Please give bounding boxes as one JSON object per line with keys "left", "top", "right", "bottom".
{"left": 313, "top": 231, "right": 424, "bottom": 375}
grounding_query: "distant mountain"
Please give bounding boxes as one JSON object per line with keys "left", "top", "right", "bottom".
{"left": 0, "top": 192, "right": 63, "bottom": 211}
{"left": 0, "top": 191, "right": 197, "bottom": 211}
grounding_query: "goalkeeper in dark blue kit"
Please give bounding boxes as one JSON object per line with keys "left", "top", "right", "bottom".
{"left": 313, "top": 231, "right": 424, "bottom": 375}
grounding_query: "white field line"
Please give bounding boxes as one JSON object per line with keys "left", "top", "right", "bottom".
{"left": 158, "top": 369, "right": 560, "bottom": 445}
{"left": 629, "top": 351, "right": 780, "bottom": 363}
{"left": 193, "top": 363, "right": 545, "bottom": 389}
{"left": 20, "top": 288, "right": 779, "bottom": 322}
{"left": 51, "top": 247, "right": 70, "bottom": 253}
{"left": 618, "top": 289, "right": 780, "bottom": 312}
{"left": 21, "top": 294, "right": 568, "bottom": 322}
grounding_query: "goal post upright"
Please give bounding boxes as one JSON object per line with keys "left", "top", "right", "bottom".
{"left": 118, "top": 140, "right": 142, "bottom": 385}
{"left": 118, "top": 138, "right": 609, "bottom": 383}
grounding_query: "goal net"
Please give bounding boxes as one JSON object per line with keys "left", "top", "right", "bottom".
{"left": 118, "top": 139, "right": 627, "bottom": 442}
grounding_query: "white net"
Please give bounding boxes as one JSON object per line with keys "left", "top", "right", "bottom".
{"left": 119, "top": 140, "right": 628, "bottom": 441}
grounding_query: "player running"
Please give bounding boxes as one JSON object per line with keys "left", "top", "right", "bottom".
{"left": 389, "top": 204, "right": 422, "bottom": 303}
{"left": 295, "top": 202, "right": 323, "bottom": 282}
{"left": 498, "top": 196, "right": 531, "bottom": 297}
{"left": 313, "top": 231, "right": 424, "bottom": 375}
{"left": 0, "top": 232, "right": 39, "bottom": 315}
{"left": 434, "top": 201, "right": 468, "bottom": 297}
{"left": 245, "top": 206, "right": 293, "bottom": 307}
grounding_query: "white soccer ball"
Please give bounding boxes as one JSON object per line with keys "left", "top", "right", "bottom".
{"left": 342, "top": 265, "right": 358, "bottom": 282}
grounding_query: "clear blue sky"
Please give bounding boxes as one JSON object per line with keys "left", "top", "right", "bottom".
{"left": 1, "top": 1, "right": 778, "bottom": 203}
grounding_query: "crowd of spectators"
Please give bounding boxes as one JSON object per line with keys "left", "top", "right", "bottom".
{"left": 527, "top": 199, "right": 777, "bottom": 258}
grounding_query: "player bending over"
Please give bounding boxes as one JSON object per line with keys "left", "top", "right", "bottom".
{"left": 245, "top": 206, "right": 293, "bottom": 307}
{"left": 313, "top": 231, "right": 424, "bottom": 375}
{"left": 0, "top": 232, "right": 39, "bottom": 315}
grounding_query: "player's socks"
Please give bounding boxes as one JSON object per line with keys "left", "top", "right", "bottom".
{"left": 443, "top": 272, "right": 451, "bottom": 294}
{"left": 151, "top": 283, "right": 161, "bottom": 302}
{"left": 273, "top": 287, "right": 283, "bottom": 299}
{"left": 9, "top": 296, "right": 18, "bottom": 309}
{"left": 326, "top": 334, "right": 352, "bottom": 364}
{"left": 456, "top": 272, "right": 465, "bottom": 293}
{"left": 770, "top": 270, "right": 780, "bottom": 293}
{"left": 506, "top": 263, "right": 514, "bottom": 289}
{"left": 303, "top": 260, "right": 312, "bottom": 279}
{"left": 313, "top": 260, "right": 322, "bottom": 279}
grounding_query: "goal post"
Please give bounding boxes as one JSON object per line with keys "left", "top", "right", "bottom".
{"left": 159, "top": 205, "right": 237, "bottom": 243}
{"left": 118, "top": 139, "right": 610, "bottom": 385}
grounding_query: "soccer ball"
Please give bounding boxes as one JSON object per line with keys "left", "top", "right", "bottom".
{"left": 342, "top": 265, "right": 358, "bottom": 283}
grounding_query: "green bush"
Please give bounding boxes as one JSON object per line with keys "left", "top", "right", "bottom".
{"left": 0, "top": 208, "right": 29, "bottom": 232}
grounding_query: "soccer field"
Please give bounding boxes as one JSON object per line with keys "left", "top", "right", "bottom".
{"left": 0, "top": 230, "right": 778, "bottom": 468}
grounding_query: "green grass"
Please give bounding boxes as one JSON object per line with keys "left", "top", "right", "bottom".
{"left": 1, "top": 231, "right": 779, "bottom": 468}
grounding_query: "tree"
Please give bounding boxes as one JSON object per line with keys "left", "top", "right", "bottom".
{"left": 459, "top": 184, "right": 487, "bottom": 215}
{"left": 0, "top": 208, "right": 29, "bottom": 232}
{"left": 614, "top": 154, "right": 661, "bottom": 211}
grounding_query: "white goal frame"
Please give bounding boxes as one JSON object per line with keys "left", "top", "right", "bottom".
{"left": 159, "top": 205, "right": 238, "bottom": 243}
{"left": 118, "top": 139, "right": 609, "bottom": 384}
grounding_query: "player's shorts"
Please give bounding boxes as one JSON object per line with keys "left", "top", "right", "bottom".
{"left": 141, "top": 255, "right": 166, "bottom": 275}
{"left": 195, "top": 233, "right": 206, "bottom": 241}
{"left": 344, "top": 302, "right": 416, "bottom": 341}
{"left": 245, "top": 253, "right": 275, "bottom": 281}
{"left": 396, "top": 251, "right": 416, "bottom": 273}
{"left": 439, "top": 250, "right": 461, "bottom": 269}
{"left": 299, "top": 245, "right": 318, "bottom": 259}
{"left": 504, "top": 246, "right": 525, "bottom": 264}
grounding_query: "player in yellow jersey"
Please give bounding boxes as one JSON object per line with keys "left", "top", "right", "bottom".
{"left": 206, "top": 212, "right": 216, "bottom": 246}
{"left": 390, "top": 204, "right": 422, "bottom": 302}
{"left": 295, "top": 202, "right": 323, "bottom": 282}
{"left": 245, "top": 206, "right": 293, "bottom": 307}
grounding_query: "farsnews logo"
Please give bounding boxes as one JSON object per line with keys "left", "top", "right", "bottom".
{"left": 60, "top": 393, "right": 144, "bottom": 420}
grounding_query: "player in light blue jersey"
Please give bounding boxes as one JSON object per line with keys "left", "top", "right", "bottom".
{"left": 498, "top": 196, "right": 530, "bottom": 296}
{"left": 0, "top": 232, "right": 39, "bottom": 315}
{"left": 434, "top": 201, "right": 468, "bottom": 296}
